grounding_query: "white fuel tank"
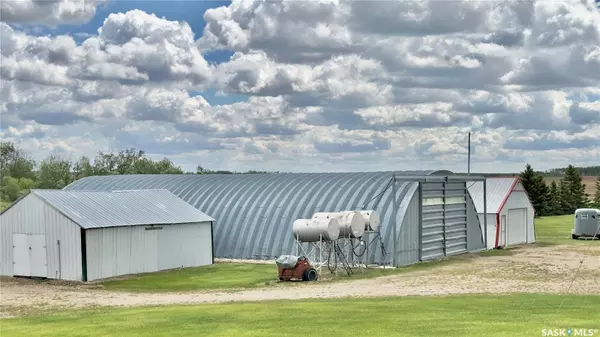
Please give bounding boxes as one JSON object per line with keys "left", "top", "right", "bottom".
{"left": 358, "top": 210, "right": 381, "bottom": 231}
{"left": 292, "top": 218, "right": 341, "bottom": 242}
{"left": 312, "top": 211, "right": 365, "bottom": 238}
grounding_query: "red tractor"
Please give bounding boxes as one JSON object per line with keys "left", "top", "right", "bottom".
{"left": 276, "top": 255, "right": 318, "bottom": 282}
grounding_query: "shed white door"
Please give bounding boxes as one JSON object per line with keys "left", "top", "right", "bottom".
{"left": 500, "top": 215, "right": 506, "bottom": 246}
{"left": 12, "top": 233, "right": 48, "bottom": 277}
{"left": 13, "top": 234, "right": 30, "bottom": 276}
{"left": 29, "top": 234, "right": 48, "bottom": 277}
{"left": 507, "top": 208, "right": 527, "bottom": 245}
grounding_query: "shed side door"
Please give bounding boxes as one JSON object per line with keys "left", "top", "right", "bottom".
{"left": 507, "top": 208, "right": 527, "bottom": 245}
{"left": 13, "top": 233, "right": 31, "bottom": 276}
{"left": 29, "top": 234, "right": 48, "bottom": 277}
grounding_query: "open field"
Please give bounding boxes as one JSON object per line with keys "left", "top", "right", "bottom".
{"left": 534, "top": 214, "right": 600, "bottom": 245}
{"left": 1, "top": 215, "right": 599, "bottom": 336}
{"left": 2, "top": 294, "right": 599, "bottom": 337}
{"left": 543, "top": 176, "right": 598, "bottom": 199}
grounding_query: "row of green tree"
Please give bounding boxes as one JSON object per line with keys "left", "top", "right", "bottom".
{"left": 543, "top": 165, "right": 600, "bottom": 177}
{"left": 1, "top": 143, "right": 188, "bottom": 202}
{"left": 519, "top": 164, "right": 600, "bottom": 216}
{"left": 2, "top": 141, "right": 599, "bottom": 213}
{"left": 1, "top": 142, "right": 273, "bottom": 203}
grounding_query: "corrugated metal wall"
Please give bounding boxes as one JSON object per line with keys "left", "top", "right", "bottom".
{"left": 65, "top": 172, "right": 427, "bottom": 264}
{"left": 85, "top": 222, "right": 212, "bottom": 281}
{"left": 467, "top": 191, "right": 487, "bottom": 251}
{"left": 395, "top": 185, "right": 421, "bottom": 266}
{"left": 0, "top": 194, "right": 82, "bottom": 281}
{"left": 420, "top": 180, "right": 481, "bottom": 261}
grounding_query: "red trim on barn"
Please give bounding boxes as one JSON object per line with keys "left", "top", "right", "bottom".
{"left": 495, "top": 213, "right": 500, "bottom": 248}
{"left": 493, "top": 177, "right": 519, "bottom": 249}
{"left": 496, "top": 177, "right": 519, "bottom": 214}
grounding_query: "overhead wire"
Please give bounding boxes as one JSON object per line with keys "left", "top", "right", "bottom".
{"left": 548, "top": 223, "right": 600, "bottom": 325}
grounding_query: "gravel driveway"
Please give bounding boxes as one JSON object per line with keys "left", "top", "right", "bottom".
{"left": 1, "top": 244, "right": 599, "bottom": 317}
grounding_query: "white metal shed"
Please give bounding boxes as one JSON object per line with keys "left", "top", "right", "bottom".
{"left": 0, "top": 189, "right": 215, "bottom": 281}
{"left": 468, "top": 178, "right": 536, "bottom": 249}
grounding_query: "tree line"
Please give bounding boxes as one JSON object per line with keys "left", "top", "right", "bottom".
{"left": 2, "top": 141, "right": 599, "bottom": 213}
{"left": 519, "top": 164, "right": 600, "bottom": 216}
{"left": 0, "top": 142, "right": 273, "bottom": 203}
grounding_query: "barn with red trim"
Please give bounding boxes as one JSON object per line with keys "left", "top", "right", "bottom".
{"left": 467, "top": 177, "right": 536, "bottom": 249}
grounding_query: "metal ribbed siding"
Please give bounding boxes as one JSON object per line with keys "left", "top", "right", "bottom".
{"left": 467, "top": 192, "right": 487, "bottom": 250}
{"left": 65, "top": 172, "right": 439, "bottom": 263}
{"left": 420, "top": 181, "right": 469, "bottom": 260}
{"left": 0, "top": 194, "right": 82, "bottom": 281}
{"left": 395, "top": 185, "right": 421, "bottom": 266}
{"left": 421, "top": 182, "right": 445, "bottom": 260}
{"left": 84, "top": 222, "right": 212, "bottom": 281}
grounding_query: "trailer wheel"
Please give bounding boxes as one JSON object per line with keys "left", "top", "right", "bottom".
{"left": 572, "top": 234, "right": 580, "bottom": 240}
{"left": 303, "top": 268, "right": 318, "bottom": 282}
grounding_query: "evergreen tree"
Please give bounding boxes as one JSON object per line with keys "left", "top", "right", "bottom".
{"left": 548, "top": 181, "right": 561, "bottom": 215}
{"left": 536, "top": 175, "right": 551, "bottom": 216}
{"left": 563, "top": 165, "right": 588, "bottom": 211}
{"left": 519, "top": 164, "right": 549, "bottom": 216}
{"left": 559, "top": 180, "right": 572, "bottom": 214}
{"left": 594, "top": 176, "right": 600, "bottom": 208}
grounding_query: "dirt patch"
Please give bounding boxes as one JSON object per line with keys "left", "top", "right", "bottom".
{"left": 2, "top": 243, "right": 599, "bottom": 317}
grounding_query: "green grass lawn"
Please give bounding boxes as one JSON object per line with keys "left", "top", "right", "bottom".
{"left": 100, "top": 263, "right": 277, "bottom": 292}
{"left": 534, "top": 215, "right": 598, "bottom": 245}
{"left": 98, "top": 258, "right": 457, "bottom": 292}
{"left": 3, "top": 294, "right": 599, "bottom": 337}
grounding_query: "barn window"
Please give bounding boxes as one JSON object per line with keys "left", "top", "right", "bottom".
{"left": 445, "top": 197, "right": 465, "bottom": 205}
{"left": 423, "top": 197, "right": 443, "bottom": 206}
{"left": 145, "top": 226, "right": 163, "bottom": 230}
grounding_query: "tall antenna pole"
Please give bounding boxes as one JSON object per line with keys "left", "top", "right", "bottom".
{"left": 467, "top": 132, "right": 471, "bottom": 175}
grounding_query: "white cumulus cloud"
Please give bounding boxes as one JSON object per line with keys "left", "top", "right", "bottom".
{"left": 1, "top": 1, "right": 599, "bottom": 173}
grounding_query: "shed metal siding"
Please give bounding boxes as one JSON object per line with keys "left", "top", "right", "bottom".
{"left": 84, "top": 221, "right": 213, "bottom": 281}
{"left": 0, "top": 194, "right": 82, "bottom": 281}
{"left": 64, "top": 172, "right": 441, "bottom": 263}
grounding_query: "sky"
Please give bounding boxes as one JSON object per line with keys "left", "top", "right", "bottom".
{"left": 1, "top": 0, "right": 599, "bottom": 174}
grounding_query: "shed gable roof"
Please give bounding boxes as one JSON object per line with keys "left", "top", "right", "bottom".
{"left": 467, "top": 177, "right": 519, "bottom": 214}
{"left": 29, "top": 189, "right": 215, "bottom": 229}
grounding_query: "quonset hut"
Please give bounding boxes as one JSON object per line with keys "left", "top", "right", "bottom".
{"left": 64, "top": 170, "right": 487, "bottom": 267}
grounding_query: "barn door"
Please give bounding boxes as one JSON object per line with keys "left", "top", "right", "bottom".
{"left": 12, "top": 233, "right": 47, "bottom": 278}
{"left": 420, "top": 180, "right": 468, "bottom": 261}
{"left": 29, "top": 234, "right": 48, "bottom": 277}
{"left": 13, "top": 234, "right": 30, "bottom": 276}
{"left": 507, "top": 208, "right": 527, "bottom": 245}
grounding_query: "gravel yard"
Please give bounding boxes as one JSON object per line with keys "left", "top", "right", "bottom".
{"left": 1, "top": 243, "right": 599, "bottom": 318}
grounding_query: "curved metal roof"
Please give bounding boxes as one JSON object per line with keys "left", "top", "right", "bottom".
{"left": 64, "top": 170, "right": 446, "bottom": 260}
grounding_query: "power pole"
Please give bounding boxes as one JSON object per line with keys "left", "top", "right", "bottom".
{"left": 467, "top": 132, "right": 471, "bottom": 175}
